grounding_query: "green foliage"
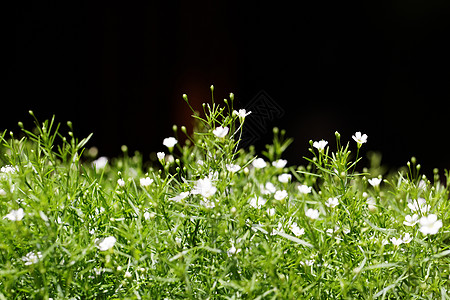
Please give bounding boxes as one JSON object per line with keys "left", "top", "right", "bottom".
{"left": 0, "top": 96, "right": 449, "bottom": 299}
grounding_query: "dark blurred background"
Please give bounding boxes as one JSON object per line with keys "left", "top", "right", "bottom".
{"left": 4, "top": 1, "right": 450, "bottom": 176}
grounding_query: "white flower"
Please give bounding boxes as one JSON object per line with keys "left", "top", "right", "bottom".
{"left": 163, "top": 137, "right": 178, "bottom": 148}
{"left": 117, "top": 179, "right": 125, "bottom": 187}
{"left": 124, "top": 271, "right": 132, "bottom": 278}
{"left": 92, "top": 156, "right": 108, "bottom": 170}
{"left": 266, "top": 208, "right": 276, "bottom": 216}
{"left": 252, "top": 158, "right": 267, "bottom": 169}
{"left": 227, "top": 245, "right": 241, "bottom": 257}
{"left": 191, "top": 178, "right": 217, "bottom": 198}
{"left": 390, "top": 237, "right": 403, "bottom": 247}
{"left": 407, "top": 198, "right": 430, "bottom": 213}
{"left": 272, "top": 159, "right": 287, "bottom": 168}
{"left": 298, "top": 184, "right": 312, "bottom": 194}
{"left": 157, "top": 152, "right": 165, "bottom": 160}
{"left": 418, "top": 214, "right": 443, "bottom": 235}
{"left": 305, "top": 208, "right": 319, "bottom": 220}
{"left": 249, "top": 196, "right": 267, "bottom": 209}
{"left": 95, "top": 236, "right": 116, "bottom": 251}
{"left": 403, "top": 214, "right": 419, "bottom": 227}
{"left": 290, "top": 222, "right": 305, "bottom": 236}
{"left": 401, "top": 233, "right": 413, "bottom": 244}
{"left": 325, "top": 197, "right": 339, "bottom": 208}
{"left": 261, "top": 182, "right": 276, "bottom": 194}
{"left": 1, "top": 165, "right": 18, "bottom": 173}
{"left": 169, "top": 191, "right": 190, "bottom": 203}
{"left": 3, "top": 208, "right": 25, "bottom": 221}
{"left": 366, "top": 197, "right": 377, "bottom": 212}
{"left": 140, "top": 177, "right": 154, "bottom": 187}
{"left": 352, "top": 132, "right": 368, "bottom": 146}
{"left": 212, "top": 126, "right": 229, "bottom": 138}
{"left": 22, "top": 251, "right": 42, "bottom": 265}
{"left": 368, "top": 177, "right": 382, "bottom": 187}
{"left": 233, "top": 109, "right": 251, "bottom": 119}
{"left": 278, "top": 173, "right": 291, "bottom": 183}
{"left": 313, "top": 140, "right": 328, "bottom": 151}
{"left": 226, "top": 164, "right": 241, "bottom": 173}
{"left": 274, "top": 190, "right": 288, "bottom": 201}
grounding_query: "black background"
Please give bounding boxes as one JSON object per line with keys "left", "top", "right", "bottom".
{"left": 5, "top": 1, "right": 450, "bottom": 177}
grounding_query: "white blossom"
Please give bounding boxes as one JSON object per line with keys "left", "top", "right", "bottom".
{"left": 305, "top": 208, "right": 319, "bottom": 220}
{"left": 274, "top": 190, "right": 288, "bottom": 201}
{"left": 352, "top": 132, "right": 368, "bottom": 146}
{"left": 163, "top": 137, "right": 178, "bottom": 148}
{"left": 22, "top": 251, "right": 42, "bottom": 265}
{"left": 212, "top": 126, "right": 229, "bottom": 138}
{"left": 3, "top": 208, "right": 25, "bottom": 221}
{"left": 272, "top": 159, "right": 287, "bottom": 168}
{"left": 368, "top": 177, "right": 382, "bottom": 187}
{"left": 226, "top": 164, "right": 241, "bottom": 173}
{"left": 290, "top": 222, "right": 305, "bottom": 236}
{"left": 233, "top": 109, "right": 251, "bottom": 119}
{"left": 325, "top": 197, "right": 339, "bottom": 208}
{"left": 252, "top": 158, "right": 267, "bottom": 169}
{"left": 313, "top": 140, "right": 328, "bottom": 151}
{"left": 227, "top": 245, "right": 241, "bottom": 257}
{"left": 407, "top": 198, "right": 430, "bottom": 213}
{"left": 403, "top": 214, "right": 419, "bottom": 227}
{"left": 278, "top": 173, "right": 291, "bottom": 183}
{"left": 249, "top": 196, "right": 267, "bottom": 209}
{"left": 92, "top": 156, "right": 108, "bottom": 170}
{"left": 401, "top": 232, "right": 413, "bottom": 244}
{"left": 95, "top": 236, "right": 116, "bottom": 251}
{"left": 1, "top": 165, "right": 18, "bottom": 173}
{"left": 169, "top": 191, "right": 190, "bottom": 203}
{"left": 366, "top": 197, "right": 377, "bottom": 212}
{"left": 298, "top": 184, "right": 312, "bottom": 194}
{"left": 261, "top": 182, "right": 276, "bottom": 194}
{"left": 157, "top": 152, "right": 165, "bottom": 160}
{"left": 191, "top": 178, "right": 217, "bottom": 198}
{"left": 390, "top": 237, "right": 403, "bottom": 247}
{"left": 140, "top": 177, "right": 154, "bottom": 187}
{"left": 117, "top": 179, "right": 125, "bottom": 187}
{"left": 419, "top": 214, "right": 443, "bottom": 235}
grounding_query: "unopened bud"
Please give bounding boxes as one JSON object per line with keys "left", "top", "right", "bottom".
{"left": 229, "top": 93, "right": 234, "bottom": 101}
{"left": 210, "top": 85, "right": 214, "bottom": 92}
{"left": 182, "top": 94, "right": 188, "bottom": 102}
{"left": 181, "top": 126, "right": 187, "bottom": 134}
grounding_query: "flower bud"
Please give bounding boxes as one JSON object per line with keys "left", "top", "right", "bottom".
{"left": 182, "top": 94, "right": 188, "bottom": 102}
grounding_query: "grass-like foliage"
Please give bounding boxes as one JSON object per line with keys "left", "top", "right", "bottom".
{"left": 1, "top": 89, "right": 449, "bottom": 299}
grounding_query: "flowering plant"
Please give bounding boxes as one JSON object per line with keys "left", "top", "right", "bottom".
{"left": 0, "top": 89, "right": 449, "bottom": 299}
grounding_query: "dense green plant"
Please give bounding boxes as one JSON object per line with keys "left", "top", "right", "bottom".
{"left": 1, "top": 89, "right": 449, "bottom": 299}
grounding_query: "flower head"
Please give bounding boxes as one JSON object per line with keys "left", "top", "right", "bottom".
{"left": 272, "top": 159, "right": 287, "bottom": 168}
{"left": 252, "top": 158, "right": 267, "bottom": 169}
{"left": 226, "top": 163, "right": 241, "bottom": 173}
{"left": 274, "top": 190, "right": 288, "bottom": 201}
{"left": 313, "top": 140, "right": 328, "bottom": 151}
{"left": 22, "top": 251, "right": 42, "bottom": 265}
{"left": 278, "top": 173, "right": 291, "bottom": 183}
{"left": 163, "top": 137, "right": 178, "bottom": 148}
{"left": 401, "top": 233, "right": 413, "bottom": 244}
{"left": 95, "top": 236, "right": 116, "bottom": 251}
{"left": 233, "top": 109, "right": 251, "bottom": 119}
{"left": 418, "top": 214, "right": 443, "bottom": 235}
{"left": 92, "top": 156, "right": 108, "bottom": 170}
{"left": 212, "top": 126, "right": 229, "bottom": 138}
{"left": 191, "top": 177, "right": 217, "bottom": 198}
{"left": 249, "top": 196, "right": 267, "bottom": 209}
{"left": 325, "top": 197, "right": 339, "bottom": 208}
{"left": 290, "top": 222, "right": 305, "bottom": 237}
{"left": 305, "top": 208, "right": 319, "bottom": 220}
{"left": 3, "top": 208, "right": 25, "bottom": 221}
{"left": 352, "top": 132, "right": 368, "bottom": 147}
{"left": 368, "top": 177, "right": 382, "bottom": 187}
{"left": 140, "top": 177, "right": 154, "bottom": 187}
{"left": 157, "top": 152, "right": 165, "bottom": 161}
{"left": 390, "top": 237, "right": 403, "bottom": 247}
{"left": 403, "top": 214, "right": 419, "bottom": 227}
{"left": 407, "top": 198, "right": 430, "bottom": 213}
{"left": 298, "top": 184, "right": 312, "bottom": 194}
{"left": 117, "top": 178, "right": 125, "bottom": 187}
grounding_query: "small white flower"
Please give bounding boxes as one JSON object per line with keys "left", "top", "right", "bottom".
{"left": 157, "top": 152, "right": 165, "bottom": 160}
{"left": 403, "top": 214, "right": 419, "bottom": 227}
{"left": 95, "top": 236, "right": 116, "bottom": 251}
{"left": 368, "top": 177, "right": 382, "bottom": 187}
{"left": 117, "top": 179, "right": 125, "bottom": 187}
{"left": 352, "top": 131, "right": 368, "bottom": 146}
{"left": 290, "top": 222, "right": 305, "bottom": 237}
{"left": 226, "top": 164, "right": 241, "bottom": 173}
{"left": 169, "top": 191, "right": 190, "bottom": 203}
{"left": 191, "top": 178, "right": 217, "bottom": 198}
{"left": 272, "top": 159, "right": 287, "bottom": 168}
{"left": 249, "top": 196, "right": 267, "bottom": 209}
{"left": 366, "top": 197, "right": 377, "bottom": 212}
{"left": 233, "top": 109, "right": 251, "bottom": 119}
{"left": 418, "top": 214, "right": 443, "bottom": 235}
{"left": 266, "top": 208, "right": 276, "bottom": 216}
{"left": 212, "top": 126, "right": 229, "bottom": 138}
{"left": 401, "top": 232, "right": 413, "bottom": 244}
{"left": 407, "top": 198, "right": 430, "bottom": 213}
{"left": 227, "top": 245, "right": 241, "bottom": 257}
{"left": 298, "top": 184, "right": 312, "bottom": 194}
{"left": 124, "top": 271, "right": 132, "bottom": 278}
{"left": 163, "top": 137, "right": 178, "bottom": 148}
{"left": 390, "top": 237, "right": 403, "bottom": 247}
{"left": 313, "top": 140, "right": 328, "bottom": 151}
{"left": 1, "top": 165, "right": 18, "bottom": 173}
{"left": 140, "top": 177, "right": 154, "bottom": 187}
{"left": 22, "top": 251, "right": 42, "bottom": 265}
{"left": 278, "top": 173, "right": 291, "bottom": 183}
{"left": 274, "top": 190, "right": 288, "bottom": 201}
{"left": 325, "top": 197, "right": 339, "bottom": 208}
{"left": 3, "top": 208, "right": 25, "bottom": 221}
{"left": 252, "top": 158, "right": 267, "bottom": 169}
{"left": 143, "top": 211, "right": 151, "bottom": 220}
{"left": 305, "top": 208, "right": 319, "bottom": 220}
{"left": 92, "top": 156, "right": 108, "bottom": 170}
{"left": 261, "top": 182, "right": 276, "bottom": 194}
